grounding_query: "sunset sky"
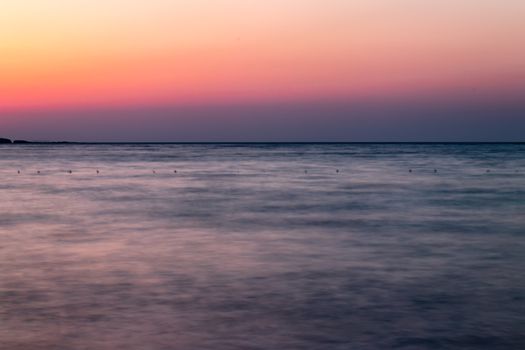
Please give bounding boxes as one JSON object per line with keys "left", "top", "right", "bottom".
{"left": 1, "top": 0, "right": 524, "bottom": 141}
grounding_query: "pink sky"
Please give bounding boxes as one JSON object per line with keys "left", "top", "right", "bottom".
{"left": 1, "top": 0, "right": 524, "bottom": 110}
{"left": 1, "top": 1, "right": 524, "bottom": 141}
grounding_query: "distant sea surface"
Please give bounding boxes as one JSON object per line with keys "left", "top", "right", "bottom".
{"left": 1, "top": 143, "right": 524, "bottom": 350}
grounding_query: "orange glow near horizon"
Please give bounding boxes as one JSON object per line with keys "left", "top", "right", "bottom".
{"left": 1, "top": 0, "right": 525, "bottom": 110}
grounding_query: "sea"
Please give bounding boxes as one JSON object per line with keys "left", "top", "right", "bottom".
{"left": 0, "top": 143, "right": 524, "bottom": 350}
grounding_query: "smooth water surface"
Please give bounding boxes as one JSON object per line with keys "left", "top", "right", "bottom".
{"left": 1, "top": 143, "right": 524, "bottom": 349}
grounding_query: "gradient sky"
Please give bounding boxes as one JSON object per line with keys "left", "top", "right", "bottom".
{"left": 1, "top": 0, "right": 524, "bottom": 141}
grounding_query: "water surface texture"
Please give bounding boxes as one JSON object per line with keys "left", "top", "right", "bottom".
{"left": 1, "top": 143, "right": 524, "bottom": 349}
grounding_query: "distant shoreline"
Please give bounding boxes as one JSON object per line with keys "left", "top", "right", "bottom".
{"left": 0, "top": 138, "right": 74, "bottom": 144}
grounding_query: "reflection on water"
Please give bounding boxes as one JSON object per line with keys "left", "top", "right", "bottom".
{"left": 1, "top": 143, "right": 524, "bottom": 349}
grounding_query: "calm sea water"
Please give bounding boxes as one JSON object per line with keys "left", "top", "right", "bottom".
{"left": 1, "top": 143, "right": 524, "bottom": 349}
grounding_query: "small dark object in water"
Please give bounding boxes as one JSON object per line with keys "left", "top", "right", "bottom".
{"left": 409, "top": 169, "right": 412, "bottom": 173}
{"left": 174, "top": 170, "right": 177, "bottom": 173}
{"left": 153, "top": 170, "right": 156, "bottom": 174}
{"left": 37, "top": 171, "right": 40, "bottom": 174}
{"left": 336, "top": 169, "right": 339, "bottom": 173}
{"left": 17, "top": 170, "right": 20, "bottom": 174}
{"left": 486, "top": 169, "right": 490, "bottom": 173}
{"left": 434, "top": 169, "right": 437, "bottom": 173}
{"left": 68, "top": 170, "right": 72, "bottom": 174}
{"left": 304, "top": 170, "right": 308, "bottom": 174}
{"left": 96, "top": 170, "right": 100, "bottom": 174}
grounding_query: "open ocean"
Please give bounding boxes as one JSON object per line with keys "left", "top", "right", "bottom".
{"left": 1, "top": 143, "right": 524, "bottom": 350}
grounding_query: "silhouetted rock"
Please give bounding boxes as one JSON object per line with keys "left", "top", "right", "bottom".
{"left": 0, "top": 138, "right": 12, "bottom": 144}
{"left": 13, "top": 140, "right": 31, "bottom": 144}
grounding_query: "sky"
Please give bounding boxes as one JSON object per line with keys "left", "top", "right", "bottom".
{"left": 1, "top": 0, "right": 524, "bottom": 141}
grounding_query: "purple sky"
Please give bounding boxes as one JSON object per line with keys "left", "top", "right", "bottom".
{"left": 2, "top": 98, "right": 524, "bottom": 142}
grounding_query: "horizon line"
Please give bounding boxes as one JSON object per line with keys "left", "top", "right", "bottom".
{"left": 1, "top": 141, "right": 524, "bottom": 145}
